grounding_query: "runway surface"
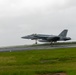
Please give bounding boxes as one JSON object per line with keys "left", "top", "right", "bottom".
{"left": 0, "top": 44, "right": 76, "bottom": 52}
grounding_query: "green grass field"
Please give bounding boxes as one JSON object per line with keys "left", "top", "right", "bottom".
{"left": 0, "top": 48, "right": 76, "bottom": 75}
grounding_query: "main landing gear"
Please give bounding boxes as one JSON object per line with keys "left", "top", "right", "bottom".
{"left": 35, "top": 39, "right": 38, "bottom": 44}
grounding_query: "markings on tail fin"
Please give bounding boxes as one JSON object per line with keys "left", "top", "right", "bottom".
{"left": 58, "top": 29, "right": 68, "bottom": 37}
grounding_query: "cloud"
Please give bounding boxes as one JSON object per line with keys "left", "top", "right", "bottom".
{"left": 0, "top": 0, "right": 76, "bottom": 17}
{"left": 0, "top": 0, "right": 76, "bottom": 46}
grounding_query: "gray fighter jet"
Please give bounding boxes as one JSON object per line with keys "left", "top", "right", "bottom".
{"left": 21, "top": 29, "right": 71, "bottom": 44}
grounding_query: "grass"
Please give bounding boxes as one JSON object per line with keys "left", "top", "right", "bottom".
{"left": 0, "top": 48, "right": 76, "bottom": 75}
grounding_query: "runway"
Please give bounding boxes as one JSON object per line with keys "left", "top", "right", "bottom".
{"left": 0, "top": 44, "right": 76, "bottom": 52}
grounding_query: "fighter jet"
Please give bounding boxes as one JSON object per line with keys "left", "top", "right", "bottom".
{"left": 21, "top": 29, "right": 71, "bottom": 44}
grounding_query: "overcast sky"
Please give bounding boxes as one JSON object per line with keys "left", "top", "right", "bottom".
{"left": 0, "top": 0, "right": 76, "bottom": 47}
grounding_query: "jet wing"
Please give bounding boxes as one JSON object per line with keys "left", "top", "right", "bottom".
{"left": 39, "top": 36, "right": 60, "bottom": 42}
{"left": 47, "top": 36, "right": 60, "bottom": 41}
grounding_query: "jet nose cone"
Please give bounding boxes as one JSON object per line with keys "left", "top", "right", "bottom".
{"left": 21, "top": 36, "right": 25, "bottom": 39}
{"left": 21, "top": 36, "right": 28, "bottom": 39}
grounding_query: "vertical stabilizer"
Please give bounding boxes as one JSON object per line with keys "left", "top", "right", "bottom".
{"left": 58, "top": 29, "right": 68, "bottom": 37}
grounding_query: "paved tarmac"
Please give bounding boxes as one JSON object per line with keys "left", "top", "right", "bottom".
{"left": 0, "top": 44, "right": 76, "bottom": 52}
